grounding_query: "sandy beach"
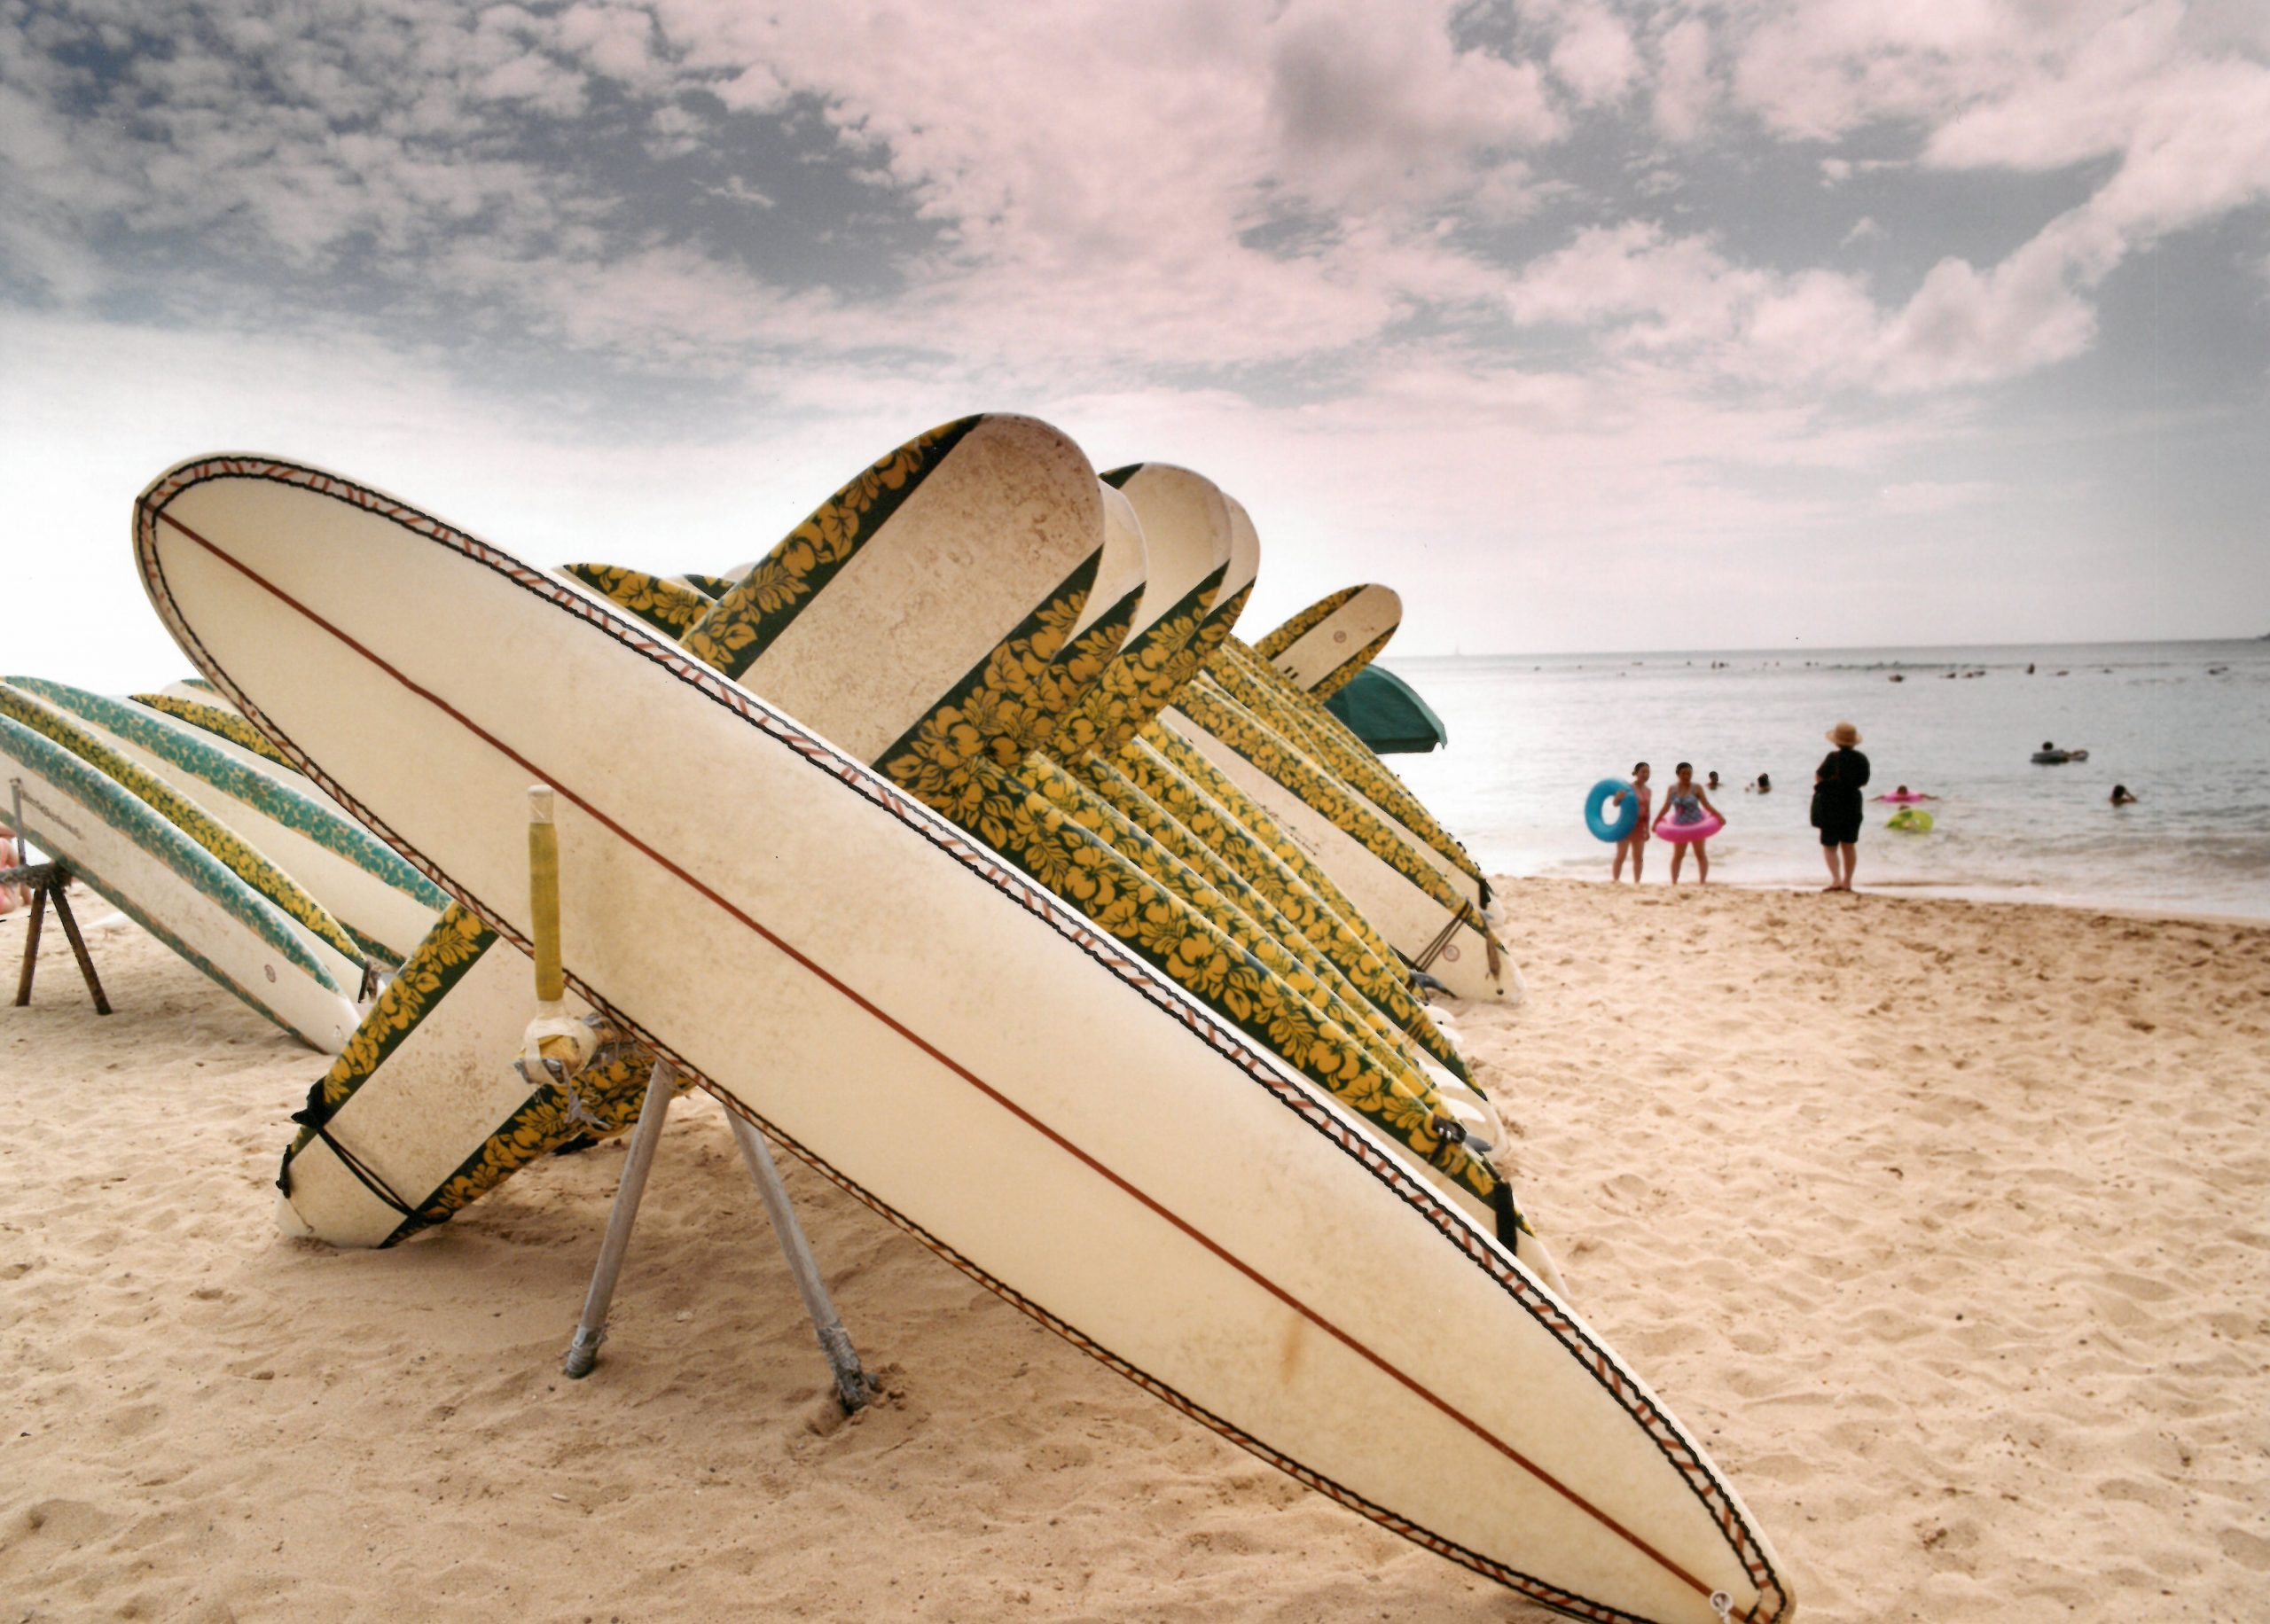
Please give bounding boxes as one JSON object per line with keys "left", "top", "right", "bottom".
{"left": 3, "top": 877, "right": 2265, "bottom": 1621}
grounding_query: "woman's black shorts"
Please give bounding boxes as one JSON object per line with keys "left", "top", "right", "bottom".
{"left": 1818, "top": 813, "right": 1861, "bottom": 847}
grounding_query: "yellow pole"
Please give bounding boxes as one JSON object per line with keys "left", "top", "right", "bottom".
{"left": 528, "top": 785, "right": 563, "bottom": 1004}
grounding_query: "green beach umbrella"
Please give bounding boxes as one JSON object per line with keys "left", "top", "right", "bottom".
{"left": 1323, "top": 664, "right": 1447, "bottom": 754}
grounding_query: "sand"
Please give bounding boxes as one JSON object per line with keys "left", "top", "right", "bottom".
{"left": 3, "top": 877, "right": 2266, "bottom": 1621}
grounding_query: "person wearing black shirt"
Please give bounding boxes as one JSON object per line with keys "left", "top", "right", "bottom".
{"left": 1812, "top": 721, "right": 1870, "bottom": 892}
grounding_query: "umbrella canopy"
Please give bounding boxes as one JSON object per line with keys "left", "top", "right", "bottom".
{"left": 1323, "top": 664, "right": 1447, "bottom": 754}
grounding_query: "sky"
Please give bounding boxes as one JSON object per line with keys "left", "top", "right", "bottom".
{"left": 3, "top": 0, "right": 2267, "bottom": 689}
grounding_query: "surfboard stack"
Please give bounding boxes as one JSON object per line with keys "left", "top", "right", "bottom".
{"left": 9, "top": 417, "right": 1793, "bottom": 1621}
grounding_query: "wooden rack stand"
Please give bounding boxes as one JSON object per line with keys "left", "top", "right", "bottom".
{"left": 7, "top": 778, "right": 110, "bottom": 1017}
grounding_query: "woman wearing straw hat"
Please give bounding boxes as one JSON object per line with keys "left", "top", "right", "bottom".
{"left": 1812, "top": 721, "right": 1871, "bottom": 892}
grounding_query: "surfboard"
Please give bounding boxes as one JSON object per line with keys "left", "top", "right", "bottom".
{"left": 1052, "top": 468, "right": 1470, "bottom": 1077}
{"left": 0, "top": 714, "right": 359, "bottom": 1050}
{"left": 1202, "top": 637, "right": 1484, "bottom": 893}
{"left": 276, "top": 898, "right": 671, "bottom": 1247}
{"left": 1159, "top": 692, "right": 1515, "bottom": 1002}
{"left": 131, "top": 690, "right": 315, "bottom": 777}
{"left": 0, "top": 680, "right": 369, "bottom": 995}
{"left": 137, "top": 451, "right": 1792, "bottom": 1624}
{"left": 1155, "top": 557, "right": 1511, "bottom": 1001}
{"left": 1253, "top": 583, "right": 1402, "bottom": 699}
{"left": 8, "top": 676, "right": 447, "bottom": 964}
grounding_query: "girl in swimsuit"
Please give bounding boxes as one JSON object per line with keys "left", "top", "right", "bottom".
{"left": 1610, "top": 761, "right": 1651, "bottom": 883}
{"left": 1651, "top": 761, "right": 1724, "bottom": 884}
{"left": 0, "top": 823, "right": 24, "bottom": 915}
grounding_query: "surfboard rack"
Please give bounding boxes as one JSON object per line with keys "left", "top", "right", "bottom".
{"left": 521, "top": 785, "right": 873, "bottom": 1410}
{"left": 559, "top": 1055, "right": 878, "bottom": 1412}
{"left": 6, "top": 838, "right": 113, "bottom": 1020}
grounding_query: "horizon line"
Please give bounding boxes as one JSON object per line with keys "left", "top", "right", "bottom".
{"left": 1385, "top": 633, "right": 2268, "bottom": 662}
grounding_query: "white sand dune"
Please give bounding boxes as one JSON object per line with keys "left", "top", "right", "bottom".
{"left": 3, "top": 878, "right": 2265, "bottom": 1620}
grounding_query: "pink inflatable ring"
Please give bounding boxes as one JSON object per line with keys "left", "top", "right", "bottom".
{"left": 1655, "top": 813, "right": 1723, "bottom": 845}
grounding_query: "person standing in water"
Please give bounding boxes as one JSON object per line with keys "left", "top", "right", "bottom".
{"left": 1812, "top": 721, "right": 1870, "bottom": 892}
{"left": 1652, "top": 761, "right": 1723, "bottom": 884}
{"left": 1610, "top": 761, "right": 1652, "bottom": 883}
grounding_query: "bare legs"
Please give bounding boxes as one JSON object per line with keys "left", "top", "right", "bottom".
{"left": 1821, "top": 842, "right": 1857, "bottom": 892}
{"left": 1613, "top": 834, "right": 1646, "bottom": 882}
{"left": 1666, "top": 839, "right": 1710, "bottom": 883}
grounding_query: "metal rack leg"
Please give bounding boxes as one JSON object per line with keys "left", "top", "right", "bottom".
{"left": 562, "top": 1058, "right": 679, "bottom": 1378}
{"left": 727, "top": 1111, "right": 875, "bottom": 1413}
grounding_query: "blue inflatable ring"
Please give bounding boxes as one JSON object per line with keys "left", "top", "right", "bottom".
{"left": 1585, "top": 778, "right": 1639, "bottom": 842}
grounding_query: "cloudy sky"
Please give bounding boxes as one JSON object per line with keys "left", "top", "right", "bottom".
{"left": 4, "top": 0, "right": 2266, "bottom": 687}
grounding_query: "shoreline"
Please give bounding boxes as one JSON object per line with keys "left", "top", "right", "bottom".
{"left": 1515, "top": 871, "right": 2270, "bottom": 932}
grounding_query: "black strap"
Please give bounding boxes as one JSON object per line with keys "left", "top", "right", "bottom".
{"left": 279, "top": 1088, "right": 419, "bottom": 1218}
{"left": 306, "top": 1125, "right": 419, "bottom": 1218}
{"left": 1489, "top": 1181, "right": 1524, "bottom": 1253}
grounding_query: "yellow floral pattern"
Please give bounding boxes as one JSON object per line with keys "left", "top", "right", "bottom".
{"left": 415, "top": 1040, "right": 680, "bottom": 1234}
{"left": 1206, "top": 640, "right": 1482, "bottom": 886}
{"left": 131, "top": 692, "right": 299, "bottom": 771}
{"left": 1079, "top": 750, "right": 1468, "bottom": 1081}
{"left": 685, "top": 417, "right": 982, "bottom": 679}
{"left": 285, "top": 902, "right": 682, "bottom": 1245}
{"left": 1026, "top": 753, "right": 1444, "bottom": 1081}
{"left": 1128, "top": 726, "right": 1415, "bottom": 996}
{"left": 1251, "top": 586, "right": 1361, "bottom": 660}
{"left": 876, "top": 559, "right": 1099, "bottom": 823}
{"left": 1051, "top": 573, "right": 1222, "bottom": 764}
{"left": 1171, "top": 684, "right": 1473, "bottom": 917}
{"left": 561, "top": 564, "right": 714, "bottom": 639}
{"left": 967, "top": 755, "right": 1495, "bottom": 1200}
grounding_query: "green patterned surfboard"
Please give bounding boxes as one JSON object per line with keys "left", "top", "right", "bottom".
{"left": 12, "top": 675, "right": 446, "bottom": 964}
{"left": 132, "top": 691, "right": 301, "bottom": 771}
{"left": 0, "top": 680, "right": 368, "bottom": 995}
{"left": 0, "top": 714, "right": 357, "bottom": 1050}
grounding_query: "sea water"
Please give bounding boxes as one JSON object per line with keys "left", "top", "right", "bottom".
{"left": 1381, "top": 638, "right": 2270, "bottom": 920}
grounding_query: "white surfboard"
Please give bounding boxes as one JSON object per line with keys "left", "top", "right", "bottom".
{"left": 135, "top": 452, "right": 1793, "bottom": 1624}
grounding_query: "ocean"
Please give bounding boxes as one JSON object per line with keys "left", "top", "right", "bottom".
{"left": 1379, "top": 637, "right": 2270, "bottom": 921}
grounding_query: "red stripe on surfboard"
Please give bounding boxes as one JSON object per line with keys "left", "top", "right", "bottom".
{"left": 151, "top": 502, "right": 1726, "bottom": 1613}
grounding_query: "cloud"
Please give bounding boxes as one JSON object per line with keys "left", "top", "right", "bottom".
{"left": 2, "top": 0, "right": 2266, "bottom": 664}
{"left": 1649, "top": 15, "right": 1717, "bottom": 143}
{"left": 1264, "top": 0, "right": 1561, "bottom": 208}
{"left": 1541, "top": 0, "right": 1641, "bottom": 108}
